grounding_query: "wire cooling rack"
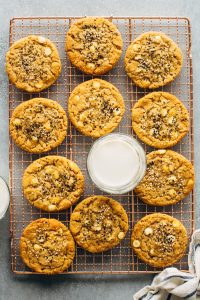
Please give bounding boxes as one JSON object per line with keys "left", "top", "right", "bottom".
{"left": 9, "top": 16, "right": 194, "bottom": 274}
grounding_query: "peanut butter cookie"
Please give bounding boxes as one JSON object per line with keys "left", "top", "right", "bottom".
{"left": 6, "top": 35, "right": 61, "bottom": 92}
{"left": 66, "top": 17, "right": 123, "bottom": 75}
{"left": 22, "top": 156, "right": 84, "bottom": 212}
{"left": 68, "top": 79, "right": 125, "bottom": 137}
{"left": 70, "top": 196, "right": 128, "bottom": 253}
{"left": 134, "top": 150, "right": 194, "bottom": 206}
{"left": 20, "top": 218, "right": 75, "bottom": 274}
{"left": 125, "top": 32, "right": 183, "bottom": 89}
{"left": 10, "top": 98, "right": 67, "bottom": 153}
{"left": 131, "top": 213, "right": 188, "bottom": 268}
{"left": 132, "top": 92, "right": 189, "bottom": 148}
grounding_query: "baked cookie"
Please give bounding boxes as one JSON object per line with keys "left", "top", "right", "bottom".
{"left": 125, "top": 32, "right": 183, "bottom": 89}
{"left": 20, "top": 218, "right": 75, "bottom": 274}
{"left": 6, "top": 35, "right": 61, "bottom": 92}
{"left": 68, "top": 79, "right": 125, "bottom": 137}
{"left": 22, "top": 156, "right": 84, "bottom": 212}
{"left": 131, "top": 213, "right": 188, "bottom": 268}
{"left": 70, "top": 196, "right": 128, "bottom": 253}
{"left": 66, "top": 17, "right": 123, "bottom": 75}
{"left": 10, "top": 98, "right": 67, "bottom": 153}
{"left": 134, "top": 150, "right": 194, "bottom": 206}
{"left": 132, "top": 92, "right": 189, "bottom": 148}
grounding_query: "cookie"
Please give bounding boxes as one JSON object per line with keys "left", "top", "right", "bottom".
{"left": 66, "top": 17, "right": 123, "bottom": 75}
{"left": 10, "top": 98, "right": 67, "bottom": 153}
{"left": 125, "top": 32, "right": 183, "bottom": 89}
{"left": 68, "top": 79, "right": 125, "bottom": 137}
{"left": 22, "top": 156, "right": 84, "bottom": 212}
{"left": 132, "top": 92, "right": 189, "bottom": 148}
{"left": 131, "top": 213, "right": 188, "bottom": 268}
{"left": 20, "top": 218, "right": 75, "bottom": 274}
{"left": 70, "top": 196, "right": 128, "bottom": 253}
{"left": 134, "top": 150, "right": 194, "bottom": 206}
{"left": 6, "top": 35, "right": 61, "bottom": 92}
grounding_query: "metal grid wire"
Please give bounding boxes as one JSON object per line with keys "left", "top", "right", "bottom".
{"left": 9, "top": 17, "right": 194, "bottom": 274}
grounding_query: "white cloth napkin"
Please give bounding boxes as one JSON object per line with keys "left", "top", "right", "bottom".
{"left": 133, "top": 229, "right": 200, "bottom": 300}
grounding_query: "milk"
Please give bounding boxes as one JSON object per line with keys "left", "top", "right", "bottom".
{"left": 89, "top": 139, "right": 140, "bottom": 187}
{"left": 0, "top": 177, "right": 10, "bottom": 219}
{"left": 87, "top": 134, "right": 146, "bottom": 194}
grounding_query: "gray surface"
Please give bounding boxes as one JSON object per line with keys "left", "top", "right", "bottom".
{"left": 0, "top": 0, "right": 200, "bottom": 299}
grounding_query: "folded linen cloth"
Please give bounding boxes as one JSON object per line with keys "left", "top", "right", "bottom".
{"left": 133, "top": 229, "right": 200, "bottom": 300}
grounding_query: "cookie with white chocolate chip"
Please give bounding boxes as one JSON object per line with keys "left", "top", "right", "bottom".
{"left": 134, "top": 150, "right": 194, "bottom": 206}
{"left": 70, "top": 196, "right": 128, "bottom": 253}
{"left": 6, "top": 35, "right": 61, "bottom": 92}
{"left": 20, "top": 218, "right": 75, "bottom": 274}
{"left": 68, "top": 79, "right": 125, "bottom": 137}
{"left": 125, "top": 32, "right": 183, "bottom": 89}
{"left": 132, "top": 92, "right": 189, "bottom": 148}
{"left": 10, "top": 98, "right": 67, "bottom": 153}
{"left": 22, "top": 156, "right": 84, "bottom": 212}
{"left": 66, "top": 17, "right": 123, "bottom": 75}
{"left": 131, "top": 213, "right": 188, "bottom": 268}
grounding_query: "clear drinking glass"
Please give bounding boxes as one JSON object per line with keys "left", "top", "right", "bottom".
{"left": 0, "top": 177, "right": 10, "bottom": 219}
{"left": 87, "top": 133, "right": 146, "bottom": 194}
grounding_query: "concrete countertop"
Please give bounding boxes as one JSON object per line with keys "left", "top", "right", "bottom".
{"left": 0, "top": 0, "right": 199, "bottom": 299}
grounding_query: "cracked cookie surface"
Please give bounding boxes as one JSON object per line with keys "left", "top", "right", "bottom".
{"left": 70, "top": 196, "right": 129, "bottom": 253}
{"left": 68, "top": 79, "right": 125, "bottom": 137}
{"left": 10, "top": 98, "right": 67, "bottom": 153}
{"left": 125, "top": 32, "right": 183, "bottom": 89}
{"left": 131, "top": 213, "right": 188, "bottom": 268}
{"left": 23, "top": 156, "right": 84, "bottom": 212}
{"left": 134, "top": 150, "right": 194, "bottom": 206}
{"left": 6, "top": 35, "right": 61, "bottom": 92}
{"left": 66, "top": 17, "right": 123, "bottom": 75}
{"left": 20, "top": 218, "right": 75, "bottom": 274}
{"left": 132, "top": 92, "right": 189, "bottom": 148}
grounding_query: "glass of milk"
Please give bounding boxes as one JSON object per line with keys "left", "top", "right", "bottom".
{"left": 87, "top": 133, "right": 146, "bottom": 194}
{"left": 0, "top": 177, "right": 10, "bottom": 219}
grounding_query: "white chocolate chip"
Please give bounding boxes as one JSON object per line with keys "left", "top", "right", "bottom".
{"left": 144, "top": 227, "right": 153, "bottom": 236}
{"left": 149, "top": 128, "right": 154, "bottom": 136}
{"left": 168, "top": 189, "right": 176, "bottom": 197}
{"left": 158, "top": 149, "right": 166, "bottom": 154}
{"left": 93, "top": 81, "right": 101, "bottom": 89}
{"left": 48, "top": 204, "right": 57, "bottom": 211}
{"left": 132, "top": 44, "right": 141, "bottom": 52}
{"left": 31, "top": 177, "right": 38, "bottom": 186}
{"left": 34, "top": 244, "right": 41, "bottom": 251}
{"left": 161, "top": 109, "right": 167, "bottom": 117}
{"left": 90, "top": 45, "right": 96, "bottom": 52}
{"left": 133, "top": 240, "right": 140, "bottom": 248}
{"left": 87, "top": 63, "right": 95, "bottom": 70}
{"left": 35, "top": 82, "right": 43, "bottom": 89}
{"left": 44, "top": 47, "right": 52, "bottom": 56}
{"left": 160, "top": 220, "right": 167, "bottom": 226}
{"left": 13, "top": 118, "right": 21, "bottom": 126}
{"left": 32, "top": 136, "right": 38, "bottom": 141}
{"left": 155, "top": 35, "right": 162, "bottom": 42}
{"left": 168, "top": 175, "right": 177, "bottom": 183}
{"left": 118, "top": 232, "right": 125, "bottom": 240}
{"left": 149, "top": 249, "right": 154, "bottom": 256}
{"left": 114, "top": 108, "right": 121, "bottom": 116}
{"left": 38, "top": 36, "right": 46, "bottom": 44}
{"left": 94, "top": 225, "right": 101, "bottom": 231}
{"left": 168, "top": 116, "right": 174, "bottom": 125}
{"left": 74, "top": 95, "right": 80, "bottom": 102}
